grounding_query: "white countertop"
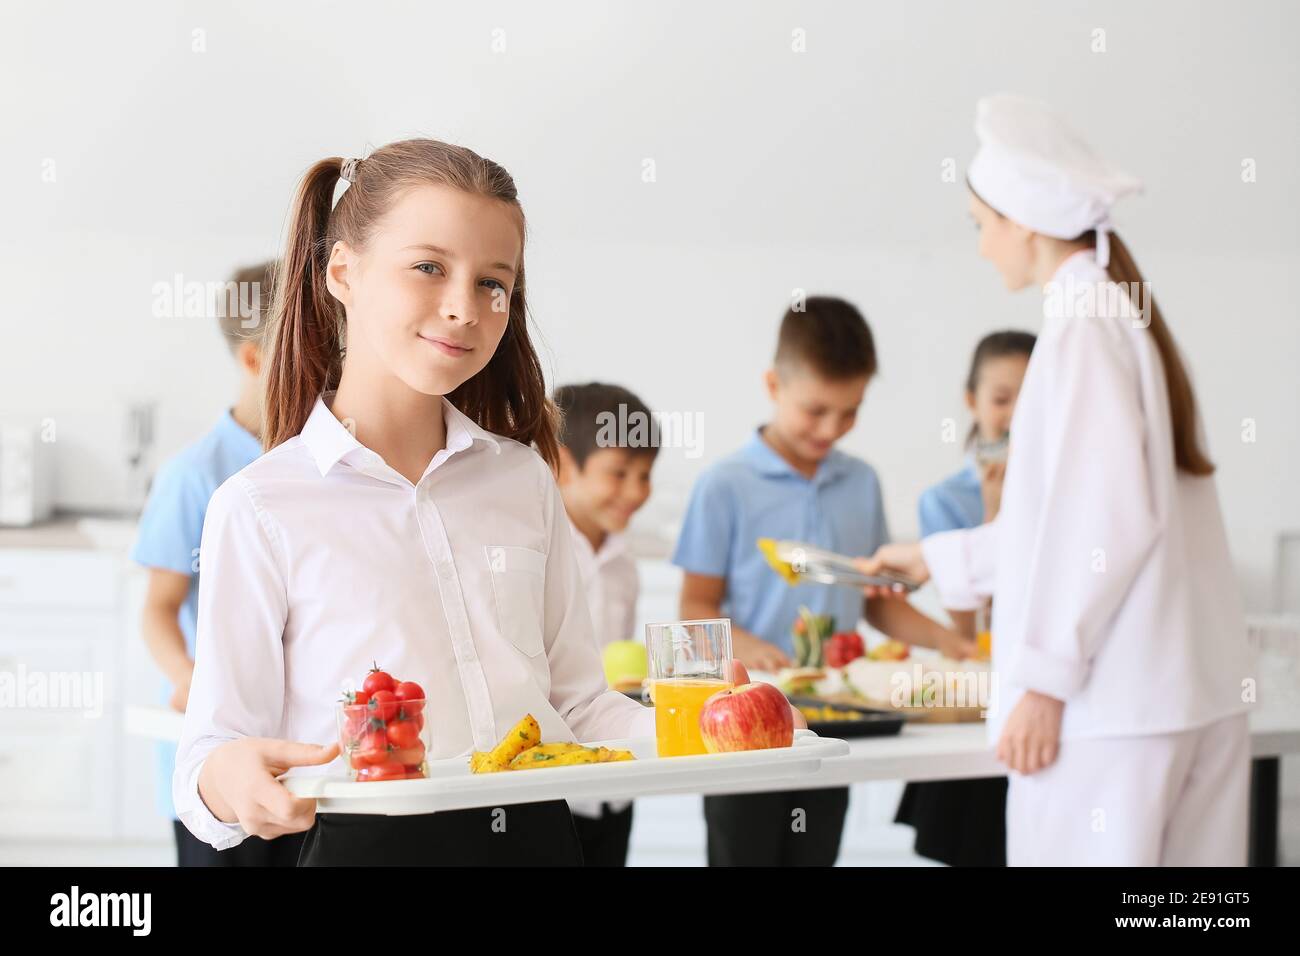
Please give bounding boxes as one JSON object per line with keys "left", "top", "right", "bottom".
{"left": 126, "top": 705, "right": 1300, "bottom": 798}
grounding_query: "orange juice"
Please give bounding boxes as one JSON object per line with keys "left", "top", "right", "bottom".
{"left": 652, "top": 678, "right": 731, "bottom": 756}
{"left": 976, "top": 630, "right": 992, "bottom": 660}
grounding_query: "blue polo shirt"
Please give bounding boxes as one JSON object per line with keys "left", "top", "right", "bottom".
{"left": 671, "top": 428, "right": 890, "bottom": 654}
{"left": 917, "top": 459, "right": 984, "bottom": 537}
{"left": 129, "top": 409, "right": 262, "bottom": 819}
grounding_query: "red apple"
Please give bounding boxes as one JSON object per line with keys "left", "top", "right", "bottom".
{"left": 698, "top": 682, "right": 794, "bottom": 753}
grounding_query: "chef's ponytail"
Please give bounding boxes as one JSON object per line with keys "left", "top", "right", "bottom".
{"left": 1099, "top": 232, "right": 1215, "bottom": 476}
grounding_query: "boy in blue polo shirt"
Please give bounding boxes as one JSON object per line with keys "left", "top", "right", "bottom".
{"left": 674, "top": 296, "right": 973, "bottom": 867}
{"left": 130, "top": 261, "right": 302, "bottom": 866}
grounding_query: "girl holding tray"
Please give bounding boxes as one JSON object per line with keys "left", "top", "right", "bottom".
{"left": 173, "top": 139, "right": 803, "bottom": 866}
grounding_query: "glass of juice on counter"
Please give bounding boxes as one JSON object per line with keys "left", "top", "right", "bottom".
{"left": 645, "top": 618, "right": 732, "bottom": 757}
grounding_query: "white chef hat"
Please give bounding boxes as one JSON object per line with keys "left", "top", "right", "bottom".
{"left": 967, "top": 94, "right": 1143, "bottom": 268}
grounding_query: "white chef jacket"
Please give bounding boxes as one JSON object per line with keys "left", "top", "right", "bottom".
{"left": 567, "top": 518, "right": 641, "bottom": 819}
{"left": 173, "top": 390, "right": 655, "bottom": 850}
{"left": 566, "top": 519, "right": 639, "bottom": 648}
{"left": 922, "top": 251, "right": 1254, "bottom": 743}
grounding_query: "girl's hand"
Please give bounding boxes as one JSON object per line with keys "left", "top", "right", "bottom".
{"left": 995, "top": 691, "right": 1063, "bottom": 774}
{"left": 731, "top": 660, "right": 807, "bottom": 730}
{"left": 854, "top": 542, "right": 930, "bottom": 600}
{"left": 732, "top": 631, "right": 792, "bottom": 673}
{"left": 198, "top": 737, "right": 340, "bottom": 838}
{"left": 978, "top": 461, "right": 1007, "bottom": 522}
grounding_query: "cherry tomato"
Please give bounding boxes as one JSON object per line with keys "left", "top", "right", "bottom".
{"left": 353, "top": 728, "right": 389, "bottom": 766}
{"left": 394, "top": 681, "right": 424, "bottom": 703}
{"left": 363, "top": 667, "right": 396, "bottom": 696}
{"left": 369, "top": 689, "right": 399, "bottom": 722}
{"left": 391, "top": 742, "right": 425, "bottom": 766}
{"left": 386, "top": 718, "right": 421, "bottom": 749}
{"left": 350, "top": 750, "right": 374, "bottom": 771}
{"left": 403, "top": 764, "right": 425, "bottom": 778}
{"left": 358, "top": 760, "right": 408, "bottom": 782}
{"left": 397, "top": 701, "right": 424, "bottom": 722}
{"left": 341, "top": 705, "right": 367, "bottom": 739}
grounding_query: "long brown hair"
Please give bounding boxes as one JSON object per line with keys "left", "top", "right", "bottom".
{"left": 260, "top": 139, "right": 558, "bottom": 469}
{"left": 1094, "top": 231, "right": 1214, "bottom": 475}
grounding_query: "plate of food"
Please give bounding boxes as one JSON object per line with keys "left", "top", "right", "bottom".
{"left": 772, "top": 612, "right": 989, "bottom": 723}
{"left": 777, "top": 659, "right": 989, "bottom": 723}
{"left": 786, "top": 695, "right": 905, "bottom": 738}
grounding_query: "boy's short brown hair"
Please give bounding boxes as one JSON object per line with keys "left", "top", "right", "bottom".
{"left": 218, "top": 261, "right": 277, "bottom": 353}
{"left": 553, "top": 382, "right": 659, "bottom": 468}
{"left": 775, "top": 296, "right": 877, "bottom": 380}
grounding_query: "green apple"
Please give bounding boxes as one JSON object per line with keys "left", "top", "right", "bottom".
{"left": 602, "top": 640, "right": 648, "bottom": 686}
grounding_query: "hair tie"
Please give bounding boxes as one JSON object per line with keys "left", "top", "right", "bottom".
{"left": 1094, "top": 219, "right": 1112, "bottom": 269}
{"left": 340, "top": 157, "right": 360, "bottom": 183}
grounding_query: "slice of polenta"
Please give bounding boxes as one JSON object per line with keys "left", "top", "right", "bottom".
{"left": 595, "top": 747, "right": 635, "bottom": 762}
{"left": 469, "top": 751, "right": 510, "bottom": 774}
{"left": 509, "top": 746, "right": 601, "bottom": 770}
{"left": 492, "top": 714, "right": 541, "bottom": 762}
{"left": 469, "top": 714, "right": 542, "bottom": 773}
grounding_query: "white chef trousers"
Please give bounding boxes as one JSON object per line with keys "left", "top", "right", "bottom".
{"left": 1006, "top": 713, "right": 1249, "bottom": 866}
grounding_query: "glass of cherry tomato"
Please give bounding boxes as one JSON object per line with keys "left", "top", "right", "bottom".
{"left": 337, "top": 665, "right": 428, "bottom": 782}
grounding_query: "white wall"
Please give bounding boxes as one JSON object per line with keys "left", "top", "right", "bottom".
{"left": 3, "top": 0, "right": 1297, "bottom": 607}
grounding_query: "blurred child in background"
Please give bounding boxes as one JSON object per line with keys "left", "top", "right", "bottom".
{"left": 895, "top": 329, "right": 1034, "bottom": 867}
{"left": 130, "top": 261, "right": 300, "bottom": 866}
{"left": 553, "top": 382, "right": 658, "bottom": 865}
{"left": 673, "top": 297, "right": 972, "bottom": 866}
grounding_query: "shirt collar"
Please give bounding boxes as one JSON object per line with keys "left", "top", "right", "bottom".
{"left": 300, "top": 391, "right": 501, "bottom": 478}
{"left": 567, "top": 514, "right": 627, "bottom": 566}
{"left": 741, "top": 427, "right": 849, "bottom": 485}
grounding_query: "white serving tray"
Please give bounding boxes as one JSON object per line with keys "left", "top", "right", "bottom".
{"left": 282, "top": 730, "right": 849, "bottom": 815}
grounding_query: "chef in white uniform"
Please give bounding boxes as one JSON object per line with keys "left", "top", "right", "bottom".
{"left": 859, "top": 94, "right": 1255, "bottom": 866}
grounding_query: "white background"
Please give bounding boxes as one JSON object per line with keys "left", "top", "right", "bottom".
{"left": 2, "top": 0, "right": 1297, "bottom": 609}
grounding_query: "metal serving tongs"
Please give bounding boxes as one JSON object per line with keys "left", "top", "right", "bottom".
{"left": 757, "top": 538, "right": 921, "bottom": 592}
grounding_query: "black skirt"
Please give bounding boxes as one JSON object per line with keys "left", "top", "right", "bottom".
{"left": 298, "top": 799, "right": 583, "bottom": 866}
{"left": 894, "top": 778, "right": 1008, "bottom": 867}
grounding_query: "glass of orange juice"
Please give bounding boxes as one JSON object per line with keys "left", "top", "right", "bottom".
{"left": 645, "top": 619, "right": 733, "bottom": 757}
{"left": 975, "top": 600, "right": 992, "bottom": 660}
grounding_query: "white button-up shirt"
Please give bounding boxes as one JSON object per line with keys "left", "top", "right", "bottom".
{"left": 566, "top": 519, "right": 639, "bottom": 648}
{"left": 173, "top": 390, "right": 655, "bottom": 850}
{"left": 922, "top": 251, "right": 1254, "bottom": 743}
{"left": 566, "top": 519, "right": 642, "bottom": 819}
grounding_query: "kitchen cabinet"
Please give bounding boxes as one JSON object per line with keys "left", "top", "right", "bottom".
{"left": 0, "top": 524, "right": 170, "bottom": 844}
{"left": 0, "top": 550, "right": 120, "bottom": 839}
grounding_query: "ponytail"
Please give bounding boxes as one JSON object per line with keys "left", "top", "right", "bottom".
{"left": 260, "top": 158, "right": 347, "bottom": 452}
{"left": 1103, "top": 232, "right": 1215, "bottom": 476}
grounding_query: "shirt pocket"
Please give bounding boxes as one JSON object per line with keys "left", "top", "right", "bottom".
{"left": 485, "top": 545, "right": 548, "bottom": 658}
